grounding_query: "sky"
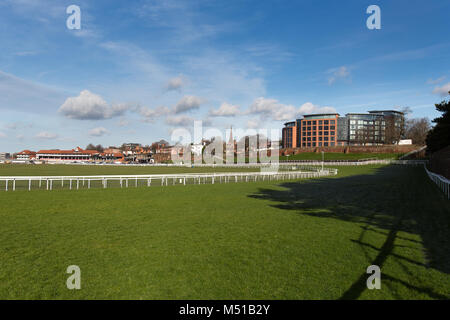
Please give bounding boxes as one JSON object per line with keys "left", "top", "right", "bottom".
{"left": 0, "top": 0, "right": 449, "bottom": 153}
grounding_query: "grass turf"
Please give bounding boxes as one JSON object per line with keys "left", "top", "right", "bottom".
{"left": 0, "top": 165, "right": 448, "bottom": 299}
{"left": 0, "top": 164, "right": 260, "bottom": 176}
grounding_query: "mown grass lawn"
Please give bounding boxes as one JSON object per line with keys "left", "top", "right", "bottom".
{"left": 0, "top": 165, "right": 448, "bottom": 299}
{"left": 0, "top": 164, "right": 259, "bottom": 176}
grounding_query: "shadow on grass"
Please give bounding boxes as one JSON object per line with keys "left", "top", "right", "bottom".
{"left": 249, "top": 165, "right": 450, "bottom": 299}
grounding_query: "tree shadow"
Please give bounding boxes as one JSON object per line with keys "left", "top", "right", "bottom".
{"left": 249, "top": 165, "right": 450, "bottom": 299}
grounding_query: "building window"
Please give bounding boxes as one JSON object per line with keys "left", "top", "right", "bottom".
{"left": 307, "top": 132, "right": 311, "bottom": 136}
{"left": 312, "top": 121, "right": 316, "bottom": 125}
{"left": 307, "top": 126, "right": 311, "bottom": 131}
{"left": 324, "top": 131, "right": 328, "bottom": 136}
{"left": 307, "top": 121, "right": 311, "bottom": 125}
{"left": 324, "top": 126, "right": 329, "bottom": 130}
{"left": 312, "top": 142, "right": 316, "bottom": 147}
{"left": 302, "top": 143, "right": 306, "bottom": 147}
{"left": 324, "top": 142, "right": 329, "bottom": 146}
{"left": 307, "top": 143, "right": 311, "bottom": 147}
{"left": 330, "top": 120, "right": 335, "bottom": 124}
{"left": 330, "top": 136, "right": 334, "bottom": 141}
{"left": 319, "top": 120, "right": 323, "bottom": 124}
{"left": 330, "top": 131, "right": 335, "bottom": 135}
{"left": 318, "top": 126, "right": 322, "bottom": 130}
{"left": 318, "top": 142, "right": 322, "bottom": 146}
{"left": 324, "top": 120, "right": 329, "bottom": 125}
{"left": 307, "top": 137, "right": 311, "bottom": 141}
{"left": 319, "top": 137, "right": 322, "bottom": 141}
{"left": 324, "top": 137, "right": 329, "bottom": 141}
{"left": 331, "top": 142, "right": 335, "bottom": 146}
{"left": 330, "top": 126, "right": 335, "bottom": 130}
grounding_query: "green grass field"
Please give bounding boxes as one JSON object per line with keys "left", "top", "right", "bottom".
{"left": 0, "top": 165, "right": 449, "bottom": 299}
{"left": 279, "top": 152, "right": 404, "bottom": 161}
{"left": 0, "top": 164, "right": 259, "bottom": 176}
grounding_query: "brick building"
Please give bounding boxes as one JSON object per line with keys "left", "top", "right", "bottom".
{"left": 282, "top": 110, "right": 405, "bottom": 148}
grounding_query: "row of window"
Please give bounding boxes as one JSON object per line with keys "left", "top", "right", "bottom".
{"left": 303, "top": 136, "right": 335, "bottom": 142}
{"left": 349, "top": 135, "right": 385, "bottom": 140}
{"left": 349, "top": 125, "right": 385, "bottom": 130}
{"left": 303, "top": 125, "right": 335, "bottom": 131}
{"left": 349, "top": 120, "right": 385, "bottom": 125}
{"left": 302, "top": 142, "right": 335, "bottom": 147}
{"left": 304, "top": 131, "right": 335, "bottom": 136}
{"left": 303, "top": 120, "right": 335, "bottom": 125}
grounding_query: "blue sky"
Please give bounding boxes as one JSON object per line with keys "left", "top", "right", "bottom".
{"left": 0, "top": 0, "right": 449, "bottom": 153}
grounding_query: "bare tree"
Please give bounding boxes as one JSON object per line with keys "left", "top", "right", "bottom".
{"left": 405, "top": 118, "right": 431, "bottom": 145}
{"left": 86, "top": 143, "right": 96, "bottom": 150}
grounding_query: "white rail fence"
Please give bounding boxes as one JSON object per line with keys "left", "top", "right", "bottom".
{"left": 0, "top": 168, "right": 338, "bottom": 192}
{"left": 424, "top": 166, "right": 450, "bottom": 200}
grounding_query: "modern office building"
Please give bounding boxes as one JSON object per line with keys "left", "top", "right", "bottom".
{"left": 298, "top": 113, "right": 341, "bottom": 148}
{"left": 282, "top": 110, "right": 405, "bottom": 148}
{"left": 281, "top": 121, "right": 298, "bottom": 148}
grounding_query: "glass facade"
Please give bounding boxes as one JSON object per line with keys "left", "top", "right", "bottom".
{"left": 282, "top": 110, "right": 405, "bottom": 148}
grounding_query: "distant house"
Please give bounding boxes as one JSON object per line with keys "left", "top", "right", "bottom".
{"left": 0, "top": 152, "right": 10, "bottom": 161}
{"left": 100, "top": 152, "right": 125, "bottom": 163}
{"left": 16, "top": 150, "right": 36, "bottom": 161}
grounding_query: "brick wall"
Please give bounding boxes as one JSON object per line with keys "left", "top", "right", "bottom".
{"left": 153, "top": 153, "right": 171, "bottom": 163}
{"left": 281, "top": 145, "right": 419, "bottom": 156}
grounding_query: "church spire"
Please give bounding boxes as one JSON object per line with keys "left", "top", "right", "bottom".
{"left": 228, "top": 126, "right": 233, "bottom": 144}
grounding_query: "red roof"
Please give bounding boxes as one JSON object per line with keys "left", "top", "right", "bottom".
{"left": 36, "top": 147, "right": 99, "bottom": 155}
{"left": 18, "top": 150, "right": 36, "bottom": 155}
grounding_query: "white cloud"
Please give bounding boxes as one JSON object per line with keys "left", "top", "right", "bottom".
{"left": 58, "top": 90, "right": 130, "bottom": 120}
{"left": 209, "top": 102, "right": 241, "bottom": 117}
{"left": 166, "top": 76, "right": 185, "bottom": 91}
{"left": 36, "top": 131, "right": 58, "bottom": 139}
{"left": 432, "top": 82, "right": 450, "bottom": 97}
{"left": 174, "top": 95, "right": 203, "bottom": 113}
{"left": 118, "top": 118, "right": 129, "bottom": 127}
{"left": 89, "top": 127, "right": 109, "bottom": 137}
{"left": 249, "top": 97, "right": 296, "bottom": 121}
{"left": 297, "top": 102, "right": 336, "bottom": 116}
{"left": 165, "top": 115, "right": 195, "bottom": 127}
{"left": 139, "top": 106, "right": 171, "bottom": 122}
{"left": 248, "top": 97, "right": 336, "bottom": 121}
{"left": 246, "top": 119, "right": 260, "bottom": 129}
{"left": 427, "top": 76, "right": 446, "bottom": 85}
{"left": 328, "top": 66, "right": 350, "bottom": 85}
